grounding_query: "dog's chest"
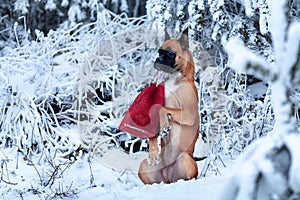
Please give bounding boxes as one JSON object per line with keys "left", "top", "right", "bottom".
{"left": 164, "top": 73, "right": 181, "bottom": 100}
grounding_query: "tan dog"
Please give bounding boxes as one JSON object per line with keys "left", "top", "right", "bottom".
{"left": 138, "top": 29, "right": 200, "bottom": 184}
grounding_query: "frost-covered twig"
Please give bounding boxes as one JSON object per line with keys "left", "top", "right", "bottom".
{"left": 48, "top": 181, "right": 78, "bottom": 199}
{"left": 0, "top": 16, "right": 89, "bottom": 162}
{"left": 0, "top": 158, "right": 18, "bottom": 185}
{"left": 75, "top": 10, "right": 159, "bottom": 156}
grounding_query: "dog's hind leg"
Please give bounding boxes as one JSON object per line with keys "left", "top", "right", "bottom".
{"left": 138, "top": 159, "right": 165, "bottom": 184}
{"left": 170, "top": 152, "right": 198, "bottom": 183}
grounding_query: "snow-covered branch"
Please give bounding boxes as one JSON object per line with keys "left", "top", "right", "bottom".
{"left": 224, "top": 37, "right": 277, "bottom": 81}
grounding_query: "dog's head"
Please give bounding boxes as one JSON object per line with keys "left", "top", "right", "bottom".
{"left": 154, "top": 28, "right": 195, "bottom": 80}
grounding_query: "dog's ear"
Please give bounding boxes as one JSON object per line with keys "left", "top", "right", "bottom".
{"left": 179, "top": 28, "right": 189, "bottom": 50}
{"left": 165, "top": 29, "right": 171, "bottom": 41}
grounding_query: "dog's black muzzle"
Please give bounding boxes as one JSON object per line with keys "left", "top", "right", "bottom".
{"left": 154, "top": 49, "right": 177, "bottom": 74}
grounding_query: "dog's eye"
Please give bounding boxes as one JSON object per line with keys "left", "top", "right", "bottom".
{"left": 167, "top": 51, "right": 176, "bottom": 59}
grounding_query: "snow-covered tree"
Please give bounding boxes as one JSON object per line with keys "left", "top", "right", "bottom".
{"left": 0, "top": 0, "right": 147, "bottom": 39}
{"left": 221, "top": 1, "right": 300, "bottom": 199}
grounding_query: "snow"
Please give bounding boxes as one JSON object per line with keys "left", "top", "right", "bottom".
{"left": 269, "top": 1, "right": 288, "bottom": 67}
{"left": 285, "top": 134, "right": 300, "bottom": 193}
{"left": 78, "top": 174, "right": 227, "bottom": 200}
{"left": 219, "top": 133, "right": 300, "bottom": 200}
{"left": 0, "top": 143, "right": 232, "bottom": 200}
{"left": 225, "top": 38, "right": 263, "bottom": 72}
{"left": 4, "top": 130, "right": 299, "bottom": 200}
{"left": 244, "top": 0, "right": 253, "bottom": 17}
{"left": 13, "top": 0, "right": 29, "bottom": 14}
{"left": 45, "top": 0, "right": 56, "bottom": 10}
{"left": 197, "top": 0, "right": 205, "bottom": 10}
{"left": 286, "top": 22, "right": 300, "bottom": 81}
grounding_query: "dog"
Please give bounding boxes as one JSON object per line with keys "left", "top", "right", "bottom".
{"left": 138, "top": 28, "right": 200, "bottom": 184}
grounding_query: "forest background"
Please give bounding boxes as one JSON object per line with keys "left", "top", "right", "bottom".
{"left": 0, "top": 0, "right": 300, "bottom": 199}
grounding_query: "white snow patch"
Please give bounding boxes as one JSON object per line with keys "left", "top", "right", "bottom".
{"left": 224, "top": 37, "right": 273, "bottom": 74}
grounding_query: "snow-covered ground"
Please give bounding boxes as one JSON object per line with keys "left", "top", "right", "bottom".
{"left": 0, "top": 135, "right": 233, "bottom": 200}
{"left": 2, "top": 130, "right": 299, "bottom": 200}
{"left": 0, "top": 126, "right": 233, "bottom": 200}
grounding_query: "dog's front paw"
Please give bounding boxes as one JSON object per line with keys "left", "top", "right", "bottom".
{"left": 147, "top": 147, "right": 161, "bottom": 166}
